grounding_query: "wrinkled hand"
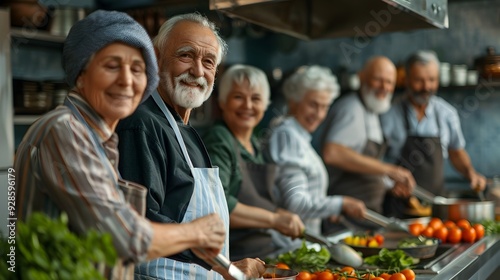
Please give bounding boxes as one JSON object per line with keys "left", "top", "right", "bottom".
{"left": 190, "top": 213, "right": 226, "bottom": 260}
{"left": 341, "top": 196, "right": 366, "bottom": 219}
{"left": 387, "top": 165, "right": 416, "bottom": 191}
{"left": 212, "top": 258, "right": 266, "bottom": 280}
{"left": 391, "top": 181, "right": 413, "bottom": 198}
{"left": 273, "top": 208, "right": 305, "bottom": 238}
{"left": 469, "top": 171, "right": 487, "bottom": 192}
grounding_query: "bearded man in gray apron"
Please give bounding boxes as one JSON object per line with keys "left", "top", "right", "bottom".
{"left": 381, "top": 50, "right": 486, "bottom": 218}
{"left": 321, "top": 57, "right": 415, "bottom": 234}
{"left": 116, "top": 14, "right": 265, "bottom": 279}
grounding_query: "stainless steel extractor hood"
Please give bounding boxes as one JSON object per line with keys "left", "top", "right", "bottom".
{"left": 209, "top": 0, "right": 449, "bottom": 40}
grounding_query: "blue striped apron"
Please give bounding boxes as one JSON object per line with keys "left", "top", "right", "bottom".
{"left": 135, "top": 92, "right": 230, "bottom": 280}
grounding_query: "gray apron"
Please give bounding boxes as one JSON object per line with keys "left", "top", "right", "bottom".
{"left": 229, "top": 139, "right": 279, "bottom": 260}
{"left": 135, "top": 92, "right": 229, "bottom": 280}
{"left": 65, "top": 97, "right": 147, "bottom": 280}
{"left": 383, "top": 102, "right": 444, "bottom": 218}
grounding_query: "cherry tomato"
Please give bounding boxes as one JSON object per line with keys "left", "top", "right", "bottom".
{"left": 371, "top": 278, "right": 386, "bottom": 280}
{"left": 443, "top": 220, "right": 456, "bottom": 229}
{"left": 447, "top": 227, "right": 462, "bottom": 243}
{"left": 408, "top": 223, "right": 424, "bottom": 236}
{"left": 428, "top": 217, "right": 443, "bottom": 230}
{"left": 297, "top": 271, "right": 312, "bottom": 280}
{"left": 456, "top": 219, "right": 471, "bottom": 229}
{"left": 401, "top": 268, "right": 416, "bottom": 280}
{"left": 378, "top": 273, "right": 392, "bottom": 280}
{"left": 317, "top": 271, "right": 334, "bottom": 280}
{"left": 433, "top": 226, "right": 449, "bottom": 243}
{"left": 361, "top": 273, "right": 376, "bottom": 279}
{"left": 389, "top": 272, "right": 407, "bottom": 280}
{"left": 462, "top": 227, "right": 477, "bottom": 243}
{"left": 374, "top": 234, "right": 385, "bottom": 245}
{"left": 473, "top": 223, "right": 485, "bottom": 240}
{"left": 421, "top": 226, "right": 435, "bottom": 238}
{"left": 275, "top": 262, "right": 290, "bottom": 269}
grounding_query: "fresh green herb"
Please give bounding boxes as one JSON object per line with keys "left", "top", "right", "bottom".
{"left": 481, "top": 220, "right": 500, "bottom": 235}
{"left": 398, "top": 237, "right": 437, "bottom": 248}
{"left": 364, "top": 248, "right": 414, "bottom": 269}
{"left": 269, "top": 240, "right": 331, "bottom": 272}
{"left": 0, "top": 212, "right": 117, "bottom": 280}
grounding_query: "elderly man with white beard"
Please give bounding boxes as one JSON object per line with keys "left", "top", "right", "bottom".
{"left": 320, "top": 56, "right": 416, "bottom": 233}
{"left": 116, "top": 13, "right": 265, "bottom": 280}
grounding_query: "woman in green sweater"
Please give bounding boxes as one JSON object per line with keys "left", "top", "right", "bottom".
{"left": 203, "top": 65, "right": 304, "bottom": 260}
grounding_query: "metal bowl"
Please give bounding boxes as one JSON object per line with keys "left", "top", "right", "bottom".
{"left": 342, "top": 231, "right": 439, "bottom": 259}
{"left": 261, "top": 267, "right": 298, "bottom": 279}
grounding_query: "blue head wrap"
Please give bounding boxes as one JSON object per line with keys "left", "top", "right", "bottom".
{"left": 63, "top": 10, "right": 158, "bottom": 102}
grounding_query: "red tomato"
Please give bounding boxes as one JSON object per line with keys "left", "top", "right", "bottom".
{"left": 473, "top": 223, "right": 485, "bottom": 239}
{"left": 379, "top": 273, "right": 392, "bottom": 280}
{"left": 374, "top": 234, "right": 385, "bottom": 245}
{"left": 428, "top": 217, "right": 443, "bottom": 230}
{"left": 275, "top": 262, "right": 290, "bottom": 269}
{"left": 462, "top": 227, "right": 477, "bottom": 243}
{"left": 456, "top": 219, "right": 471, "bottom": 230}
{"left": 443, "top": 220, "right": 456, "bottom": 229}
{"left": 317, "top": 271, "right": 334, "bottom": 280}
{"left": 297, "top": 271, "right": 312, "bottom": 280}
{"left": 447, "top": 227, "right": 462, "bottom": 243}
{"left": 433, "top": 226, "right": 449, "bottom": 243}
{"left": 389, "top": 272, "right": 407, "bottom": 280}
{"left": 421, "top": 226, "right": 435, "bottom": 238}
{"left": 408, "top": 223, "right": 424, "bottom": 236}
{"left": 401, "top": 268, "right": 416, "bottom": 280}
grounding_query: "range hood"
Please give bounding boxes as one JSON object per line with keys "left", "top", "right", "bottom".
{"left": 209, "top": 0, "right": 449, "bottom": 40}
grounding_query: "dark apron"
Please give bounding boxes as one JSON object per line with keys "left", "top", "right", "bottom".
{"left": 323, "top": 138, "right": 388, "bottom": 234}
{"left": 229, "top": 139, "right": 281, "bottom": 260}
{"left": 383, "top": 103, "right": 444, "bottom": 218}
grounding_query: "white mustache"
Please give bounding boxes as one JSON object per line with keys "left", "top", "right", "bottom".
{"left": 176, "top": 72, "right": 207, "bottom": 88}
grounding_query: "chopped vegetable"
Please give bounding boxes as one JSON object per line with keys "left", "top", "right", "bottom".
{"left": 481, "top": 220, "right": 500, "bottom": 235}
{"left": 398, "top": 237, "right": 437, "bottom": 248}
{"left": 269, "top": 241, "right": 331, "bottom": 272}
{"left": 363, "top": 248, "right": 414, "bottom": 269}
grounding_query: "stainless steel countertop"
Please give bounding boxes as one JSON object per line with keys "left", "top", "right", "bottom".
{"left": 327, "top": 231, "right": 500, "bottom": 279}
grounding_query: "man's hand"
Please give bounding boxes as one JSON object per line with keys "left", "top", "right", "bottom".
{"left": 272, "top": 208, "right": 305, "bottom": 238}
{"left": 387, "top": 165, "right": 416, "bottom": 191}
{"left": 189, "top": 213, "right": 226, "bottom": 260}
{"left": 391, "top": 181, "right": 413, "bottom": 198}
{"left": 341, "top": 196, "right": 366, "bottom": 219}
{"left": 212, "top": 258, "right": 266, "bottom": 279}
{"left": 469, "top": 171, "right": 487, "bottom": 192}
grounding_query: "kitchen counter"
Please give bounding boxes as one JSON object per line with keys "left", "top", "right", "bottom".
{"left": 418, "top": 235, "right": 500, "bottom": 280}
{"left": 327, "top": 231, "right": 500, "bottom": 279}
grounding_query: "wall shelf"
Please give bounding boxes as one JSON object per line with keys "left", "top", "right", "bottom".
{"left": 13, "top": 115, "right": 40, "bottom": 125}
{"left": 11, "top": 27, "right": 65, "bottom": 48}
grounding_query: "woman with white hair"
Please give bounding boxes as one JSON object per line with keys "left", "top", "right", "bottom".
{"left": 203, "top": 64, "right": 304, "bottom": 260}
{"left": 263, "top": 65, "right": 366, "bottom": 235}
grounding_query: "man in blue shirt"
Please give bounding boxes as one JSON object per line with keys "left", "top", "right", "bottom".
{"left": 381, "top": 50, "right": 487, "bottom": 217}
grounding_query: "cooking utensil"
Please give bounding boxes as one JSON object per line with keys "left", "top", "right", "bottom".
{"left": 303, "top": 230, "right": 363, "bottom": 267}
{"left": 413, "top": 185, "right": 494, "bottom": 223}
{"left": 212, "top": 253, "right": 249, "bottom": 280}
{"left": 364, "top": 209, "right": 410, "bottom": 232}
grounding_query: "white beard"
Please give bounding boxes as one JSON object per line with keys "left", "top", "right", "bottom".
{"left": 361, "top": 86, "right": 393, "bottom": 114}
{"left": 163, "top": 72, "right": 213, "bottom": 109}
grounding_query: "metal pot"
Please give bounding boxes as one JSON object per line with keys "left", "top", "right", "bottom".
{"left": 413, "top": 186, "right": 494, "bottom": 223}
{"left": 432, "top": 198, "right": 494, "bottom": 223}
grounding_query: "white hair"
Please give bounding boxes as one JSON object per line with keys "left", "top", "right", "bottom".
{"left": 405, "top": 50, "right": 440, "bottom": 73}
{"left": 218, "top": 64, "right": 271, "bottom": 109}
{"left": 282, "top": 65, "right": 340, "bottom": 102}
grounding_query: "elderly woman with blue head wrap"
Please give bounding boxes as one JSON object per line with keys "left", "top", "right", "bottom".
{"left": 14, "top": 10, "right": 226, "bottom": 279}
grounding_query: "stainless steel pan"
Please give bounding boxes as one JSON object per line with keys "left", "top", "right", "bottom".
{"left": 413, "top": 185, "right": 494, "bottom": 223}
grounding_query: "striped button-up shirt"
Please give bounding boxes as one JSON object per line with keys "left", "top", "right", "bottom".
{"left": 264, "top": 117, "right": 343, "bottom": 234}
{"left": 14, "top": 93, "right": 153, "bottom": 279}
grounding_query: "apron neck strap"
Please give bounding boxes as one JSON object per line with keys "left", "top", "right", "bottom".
{"left": 64, "top": 97, "right": 122, "bottom": 182}
{"left": 151, "top": 91, "right": 194, "bottom": 169}
{"left": 403, "top": 101, "right": 441, "bottom": 133}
